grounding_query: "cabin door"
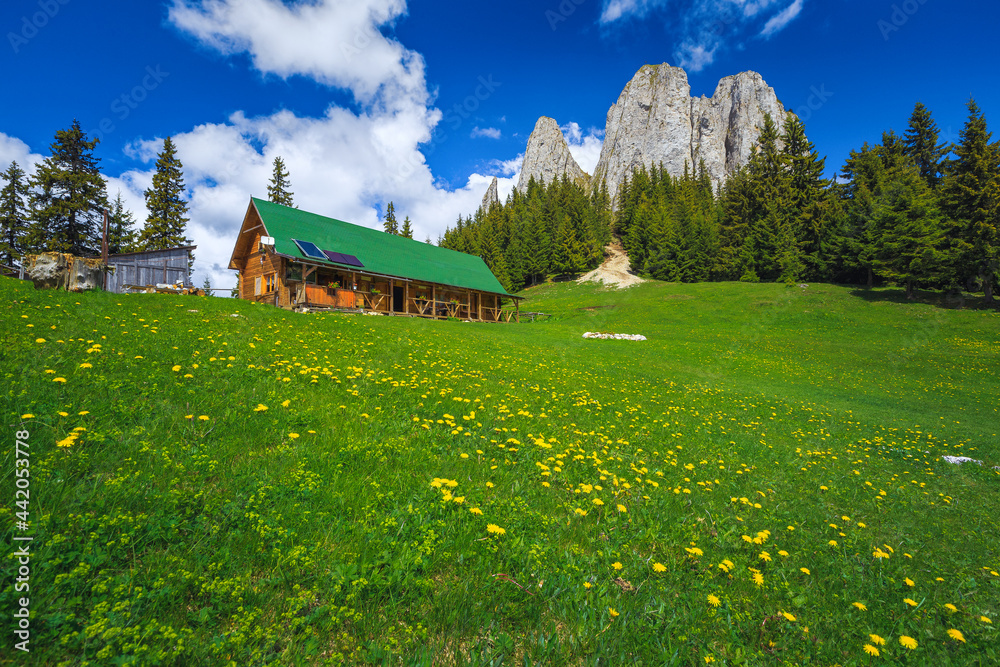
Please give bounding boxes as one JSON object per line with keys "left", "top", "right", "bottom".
{"left": 392, "top": 285, "right": 405, "bottom": 312}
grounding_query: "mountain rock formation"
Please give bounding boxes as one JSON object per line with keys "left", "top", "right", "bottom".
{"left": 593, "top": 64, "right": 787, "bottom": 203}
{"left": 503, "top": 64, "right": 787, "bottom": 207}
{"left": 480, "top": 176, "right": 499, "bottom": 213}
{"left": 515, "top": 116, "right": 590, "bottom": 193}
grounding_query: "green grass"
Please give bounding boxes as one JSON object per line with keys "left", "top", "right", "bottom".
{"left": 1, "top": 276, "right": 998, "bottom": 666}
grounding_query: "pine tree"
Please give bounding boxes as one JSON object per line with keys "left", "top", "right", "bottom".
{"left": 400, "top": 216, "right": 414, "bottom": 239}
{"left": 383, "top": 201, "right": 398, "bottom": 235}
{"left": 782, "top": 113, "right": 830, "bottom": 281}
{"left": 139, "top": 137, "right": 192, "bottom": 255}
{"left": 267, "top": 156, "right": 295, "bottom": 207}
{"left": 939, "top": 98, "right": 1000, "bottom": 299}
{"left": 0, "top": 161, "right": 31, "bottom": 265}
{"left": 28, "top": 120, "right": 108, "bottom": 256}
{"left": 902, "top": 102, "right": 949, "bottom": 189}
{"left": 202, "top": 276, "right": 213, "bottom": 292}
{"left": 106, "top": 191, "right": 137, "bottom": 255}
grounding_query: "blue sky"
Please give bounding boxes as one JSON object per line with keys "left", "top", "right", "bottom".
{"left": 1, "top": 0, "right": 996, "bottom": 288}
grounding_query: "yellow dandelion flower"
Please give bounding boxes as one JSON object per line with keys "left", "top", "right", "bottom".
{"left": 707, "top": 594, "right": 721, "bottom": 607}
{"left": 759, "top": 552, "right": 772, "bottom": 562}
{"left": 79, "top": 362, "right": 92, "bottom": 368}
{"left": 944, "top": 603, "right": 958, "bottom": 612}
{"left": 828, "top": 540, "right": 838, "bottom": 547}
{"left": 685, "top": 547, "right": 704, "bottom": 557}
{"left": 608, "top": 607, "right": 619, "bottom": 618}
{"left": 617, "top": 504, "right": 627, "bottom": 512}
{"left": 21, "top": 414, "right": 34, "bottom": 419}
{"left": 288, "top": 433, "right": 299, "bottom": 439}
{"left": 612, "top": 562, "right": 623, "bottom": 571}
{"left": 574, "top": 508, "right": 587, "bottom": 516}
{"left": 752, "top": 572, "right": 764, "bottom": 587}
{"left": 904, "top": 598, "right": 918, "bottom": 607}
{"left": 652, "top": 562, "right": 667, "bottom": 573}
{"left": 583, "top": 582, "right": 592, "bottom": 589}
{"left": 282, "top": 399, "right": 291, "bottom": 407}
{"left": 800, "top": 568, "right": 810, "bottom": 575}
{"left": 198, "top": 415, "right": 209, "bottom": 421}
{"left": 486, "top": 524, "right": 505, "bottom": 536}
{"left": 869, "top": 634, "right": 885, "bottom": 645}
{"left": 53, "top": 377, "right": 66, "bottom": 383}
{"left": 863, "top": 644, "right": 879, "bottom": 657}
{"left": 905, "top": 578, "right": 914, "bottom": 587}
{"left": 254, "top": 404, "right": 268, "bottom": 412}
{"left": 452, "top": 496, "right": 465, "bottom": 504}
{"left": 172, "top": 365, "right": 182, "bottom": 372}
{"left": 781, "top": 611, "right": 796, "bottom": 622}
{"left": 469, "top": 507, "right": 483, "bottom": 516}
{"left": 946, "top": 629, "right": 965, "bottom": 643}
{"left": 57, "top": 411, "right": 68, "bottom": 416}
{"left": 77, "top": 411, "right": 88, "bottom": 416}
{"left": 778, "top": 550, "right": 789, "bottom": 557}
{"left": 899, "top": 636, "right": 917, "bottom": 649}
{"left": 853, "top": 602, "right": 867, "bottom": 611}
{"left": 980, "top": 616, "right": 992, "bottom": 624}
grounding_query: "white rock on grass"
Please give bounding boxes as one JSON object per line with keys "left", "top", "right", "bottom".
{"left": 941, "top": 456, "right": 983, "bottom": 465}
{"left": 583, "top": 332, "right": 647, "bottom": 341}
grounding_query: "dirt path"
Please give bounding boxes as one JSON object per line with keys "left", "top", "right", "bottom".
{"left": 577, "top": 242, "right": 646, "bottom": 289}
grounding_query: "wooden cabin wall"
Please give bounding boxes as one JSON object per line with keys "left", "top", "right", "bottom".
{"left": 238, "top": 230, "right": 287, "bottom": 305}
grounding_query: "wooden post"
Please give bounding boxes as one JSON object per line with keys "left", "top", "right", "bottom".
{"left": 477, "top": 292, "right": 482, "bottom": 320}
{"left": 515, "top": 298, "right": 520, "bottom": 323}
{"left": 405, "top": 282, "right": 409, "bottom": 315}
{"left": 432, "top": 284, "right": 437, "bottom": 318}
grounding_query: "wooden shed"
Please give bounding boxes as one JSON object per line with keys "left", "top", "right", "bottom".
{"left": 105, "top": 245, "right": 196, "bottom": 293}
{"left": 228, "top": 198, "right": 522, "bottom": 321}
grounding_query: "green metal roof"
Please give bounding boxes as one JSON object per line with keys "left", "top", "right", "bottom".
{"left": 250, "top": 198, "right": 511, "bottom": 296}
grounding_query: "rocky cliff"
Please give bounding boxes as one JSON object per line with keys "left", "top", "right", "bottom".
{"left": 593, "top": 64, "right": 786, "bottom": 203}
{"left": 515, "top": 116, "right": 590, "bottom": 193}
{"left": 480, "top": 176, "right": 499, "bottom": 213}
{"left": 505, "top": 64, "right": 787, "bottom": 207}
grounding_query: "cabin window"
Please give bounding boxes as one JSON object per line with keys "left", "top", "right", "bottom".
{"left": 254, "top": 276, "right": 262, "bottom": 296}
{"left": 286, "top": 264, "right": 303, "bottom": 282}
{"left": 264, "top": 273, "right": 276, "bottom": 293}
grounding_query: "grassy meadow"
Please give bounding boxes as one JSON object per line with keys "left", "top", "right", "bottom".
{"left": 1, "top": 275, "right": 999, "bottom": 666}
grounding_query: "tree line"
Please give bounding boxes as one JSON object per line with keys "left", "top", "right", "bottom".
{"left": 445, "top": 99, "right": 999, "bottom": 302}
{"left": 0, "top": 121, "right": 300, "bottom": 275}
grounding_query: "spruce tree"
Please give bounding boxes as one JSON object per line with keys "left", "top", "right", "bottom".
{"left": 939, "top": 98, "right": 1000, "bottom": 299}
{"left": 0, "top": 161, "right": 31, "bottom": 265}
{"left": 782, "top": 114, "right": 829, "bottom": 281}
{"left": 400, "top": 216, "right": 414, "bottom": 239}
{"left": 902, "top": 102, "right": 949, "bottom": 189}
{"left": 383, "top": 201, "right": 398, "bottom": 235}
{"left": 28, "top": 120, "right": 108, "bottom": 256}
{"left": 139, "top": 137, "right": 192, "bottom": 254}
{"left": 106, "top": 191, "right": 137, "bottom": 255}
{"left": 267, "top": 156, "right": 295, "bottom": 207}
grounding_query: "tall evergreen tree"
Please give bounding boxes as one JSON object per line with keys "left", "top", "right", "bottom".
{"left": 782, "top": 113, "right": 830, "bottom": 281}
{"left": 939, "top": 98, "right": 1000, "bottom": 299}
{"left": 0, "top": 161, "right": 31, "bottom": 265}
{"left": 267, "top": 156, "right": 295, "bottom": 207}
{"left": 902, "top": 102, "right": 950, "bottom": 189}
{"left": 139, "top": 137, "right": 191, "bottom": 254}
{"left": 400, "top": 216, "right": 414, "bottom": 239}
{"left": 383, "top": 201, "right": 398, "bottom": 235}
{"left": 106, "top": 191, "right": 137, "bottom": 255}
{"left": 28, "top": 120, "right": 108, "bottom": 256}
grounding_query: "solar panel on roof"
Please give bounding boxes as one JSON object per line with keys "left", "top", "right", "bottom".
{"left": 293, "top": 239, "right": 326, "bottom": 260}
{"left": 322, "top": 249, "right": 365, "bottom": 268}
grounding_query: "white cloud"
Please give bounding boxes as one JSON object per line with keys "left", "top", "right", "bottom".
{"left": 0, "top": 132, "right": 43, "bottom": 177}
{"left": 470, "top": 126, "right": 502, "bottom": 139}
{"left": 168, "top": 0, "right": 427, "bottom": 109}
{"left": 600, "top": 0, "right": 806, "bottom": 71}
{"left": 561, "top": 122, "right": 604, "bottom": 175}
{"left": 760, "top": 0, "right": 803, "bottom": 37}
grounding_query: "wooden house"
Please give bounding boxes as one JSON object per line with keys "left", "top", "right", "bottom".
{"left": 105, "top": 245, "right": 196, "bottom": 293}
{"left": 228, "top": 198, "right": 522, "bottom": 321}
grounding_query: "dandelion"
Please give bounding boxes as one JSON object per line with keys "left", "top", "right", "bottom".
{"left": 905, "top": 578, "right": 914, "bottom": 587}
{"left": 853, "top": 602, "right": 867, "bottom": 611}
{"left": 980, "top": 616, "right": 992, "bottom": 624}
{"left": 863, "top": 645, "right": 880, "bottom": 657}
{"left": 617, "top": 504, "right": 627, "bottom": 512}
{"left": 685, "top": 547, "right": 703, "bottom": 557}
{"left": 469, "top": 507, "right": 483, "bottom": 516}
{"left": 288, "top": 433, "right": 299, "bottom": 439}
{"left": 35, "top": 338, "right": 46, "bottom": 343}
{"left": 944, "top": 603, "right": 958, "bottom": 612}
{"left": 752, "top": 571, "right": 764, "bottom": 587}
{"left": 198, "top": 415, "right": 210, "bottom": 421}
{"left": 486, "top": 524, "right": 506, "bottom": 536}
{"left": 869, "top": 634, "right": 885, "bottom": 645}
{"left": 778, "top": 550, "right": 789, "bottom": 557}
{"left": 608, "top": 607, "right": 619, "bottom": 618}
{"left": 57, "top": 411, "right": 68, "bottom": 417}
{"left": 899, "top": 636, "right": 918, "bottom": 650}
{"left": 904, "top": 598, "right": 918, "bottom": 607}
{"left": 652, "top": 562, "right": 667, "bottom": 573}
{"left": 21, "top": 414, "right": 34, "bottom": 419}
{"left": 800, "top": 568, "right": 810, "bottom": 575}
{"left": 80, "top": 362, "right": 92, "bottom": 369}
{"left": 574, "top": 508, "right": 587, "bottom": 516}
{"left": 592, "top": 498, "right": 604, "bottom": 506}
{"left": 828, "top": 540, "right": 838, "bottom": 547}
{"left": 781, "top": 611, "right": 796, "bottom": 622}
{"left": 707, "top": 594, "right": 721, "bottom": 607}
{"left": 612, "top": 562, "right": 623, "bottom": 571}
{"left": 759, "top": 552, "right": 772, "bottom": 562}
{"left": 946, "top": 629, "right": 965, "bottom": 643}
{"left": 583, "top": 581, "right": 591, "bottom": 589}
{"left": 282, "top": 399, "right": 291, "bottom": 407}
{"left": 53, "top": 377, "right": 66, "bottom": 383}
{"left": 172, "top": 365, "right": 182, "bottom": 372}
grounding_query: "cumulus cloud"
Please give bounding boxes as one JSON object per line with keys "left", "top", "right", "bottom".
{"left": 599, "top": 0, "right": 806, "bottom": 71}
{"left": 561, "top": 122, "right": 604, "bottom": 175}
{"left": 0, "top": 132, "right": 43, "bottom": 176}
{"left": 470, "top": 126, "right": 502, "bottom": 139}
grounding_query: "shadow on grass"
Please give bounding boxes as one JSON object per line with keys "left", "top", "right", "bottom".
{"left": 849, "top": 286, "right": 998, "bottom": 311}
